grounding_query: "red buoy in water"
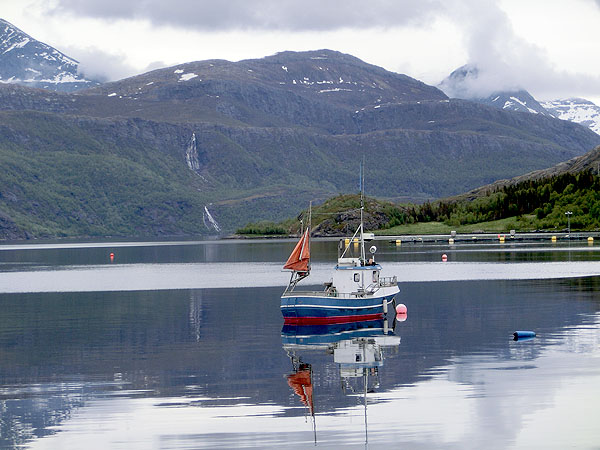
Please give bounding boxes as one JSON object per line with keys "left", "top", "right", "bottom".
{"left": 110, "top": 252, "right": 114, "bottom": 262}
{"left": 395, "top": 303, "right": 407, "bottom": 314}
{"left": 442, "top": 253, "right": 448, "bottom": 262}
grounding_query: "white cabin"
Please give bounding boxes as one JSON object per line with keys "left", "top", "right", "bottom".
{"left": 331, "top": 257, "right": 382, "bottom": 295}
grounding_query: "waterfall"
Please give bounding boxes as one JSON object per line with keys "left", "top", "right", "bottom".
{"left": 186, "top": 132, "right": 200, "bottom": 171}
{"left": 203, "top": 206, "right": 221, "bottom": 232}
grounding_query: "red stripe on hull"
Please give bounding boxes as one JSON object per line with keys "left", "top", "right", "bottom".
{"left": 283, "top": 313, "right": 384, "bottom": 325}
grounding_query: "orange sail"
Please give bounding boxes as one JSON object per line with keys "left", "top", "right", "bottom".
{"left": 283, "top": 228, "right": 310, "bottom": 272}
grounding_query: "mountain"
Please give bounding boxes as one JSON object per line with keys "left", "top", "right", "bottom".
{"left": 0, "top": 18, "right": 99, "bottom": 92}
{"left": 78, "top": 50, "right": 446, "bottom": 130}
{"left": 1, "top": 49, "right": 600, "bottom": 239}
{"left": 481, "top": 90, "right": 550, "bottom": 115}
{"left": 439, "top": 65, "right": 552, "bottom": 115}
{"left": 541, "top": 98, "right": 600, "bottom": 135}
{"left": 439, "top": 65, "right": 600, "bottom": 135}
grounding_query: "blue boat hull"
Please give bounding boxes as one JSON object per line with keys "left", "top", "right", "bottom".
{"left": 282, "top": 319, "right": 386, "bottom": 346}
{"left": 280, "top": 293, "right": 397, "bottom": 325}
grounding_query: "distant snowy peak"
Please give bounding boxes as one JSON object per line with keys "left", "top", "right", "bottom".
{"left": 439, "top": 64, "right": 600, "bottom": 134}
{"left": 541, "top": 98, "right": 600, "bottom": 135}
{"left": 0, "top": 18, "right": 99, "bottom": 92}
{"left": 439, "top": 65, "right": 551, "bottom": 116}
{"left": 484, "top": 90, "right": 552, "bottom": 116}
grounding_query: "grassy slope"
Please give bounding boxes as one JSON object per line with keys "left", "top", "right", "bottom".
{"left": 0, "top": 111, "right": 211, "bottom": 238}
{"left": 375, "top": 215, "right": 539, "bottom": 235}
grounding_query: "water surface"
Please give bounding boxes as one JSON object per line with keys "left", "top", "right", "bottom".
{"left": 0, "top": 239, "right": 599, "bottom": 449}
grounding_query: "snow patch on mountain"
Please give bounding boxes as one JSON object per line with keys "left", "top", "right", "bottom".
{"left": 503, "top": 96, "right": 541, "bottom": 114}
{"left": 542, "top": 99, "right": 600, "bottom": 135}
{"left": 178, "top": 73, "right": 198, "bottom": 82}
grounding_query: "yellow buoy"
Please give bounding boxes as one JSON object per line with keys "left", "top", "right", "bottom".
{"left": 588, "top": 236, "right": 594, "bottom": 244}
{"left": 551, "top": 235, "right": 557, "bottom": 242}
{"left": 449, "top": 238, "right": 454, "bottom": 244}
{"left": 395, "top": 239, "right": 401, "bottom": 246}
{"left": 344, "top": 238, "right": 350, "bottom": 246}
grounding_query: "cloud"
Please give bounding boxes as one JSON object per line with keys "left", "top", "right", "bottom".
{"left": 143, "top": 61, "right": 169, "bottom": 72}
{"left": 437, "top": 1, "right": 541, "bottom": 94}
{"left": 41, "top": 0, "right": 600, "bottom": 101}
{"left": 65, "top": 46, "right": 140, "bottom": 82}
{"left": 437, "top": 0, "right": 600, "bottom": 101}
{"left": 46, "top": 0, "right": 441, "bottom": 31}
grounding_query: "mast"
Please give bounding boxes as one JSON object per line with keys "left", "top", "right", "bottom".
{"left": 299, "top": 202, "right": 310, "bottom": 262}
{"left": 364, "top": 367, "right": 368, "bottom": 445}
{"left": 338, "top": 161, "right": 367, "bottom": 264}
{"left": 359, "top": 159, "right": 366, "bottom": 264}
{"left": 308, "top": 201, "right": 312, "bottom": 259}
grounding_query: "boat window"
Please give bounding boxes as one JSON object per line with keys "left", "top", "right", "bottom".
{"left": 372, "top": 271, "right": 379, "bottom": 283}
{"left": 354, "top": 273, "right": 360, "bottom": 282}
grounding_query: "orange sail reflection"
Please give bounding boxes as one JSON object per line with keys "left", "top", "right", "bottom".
{"left": 287, "top": 364, "right": 314, "bottom": 414}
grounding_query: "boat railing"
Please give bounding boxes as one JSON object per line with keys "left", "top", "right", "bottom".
{"left": 379, "top": 276, "right": 397, "bottom": 287}
{"left": 364, "top": 276, "right": 397, "bottom": 294}
{"left": 283, "top": 275, "right": 398, "bottom": 299}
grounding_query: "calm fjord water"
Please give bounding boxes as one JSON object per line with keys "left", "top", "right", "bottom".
{"left": 1, "top": 239, "right": 599, "bottom": 449}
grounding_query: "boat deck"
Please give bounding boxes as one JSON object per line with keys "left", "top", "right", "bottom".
{"left": 282, "top": 276, "right": 398, "bottom": 298}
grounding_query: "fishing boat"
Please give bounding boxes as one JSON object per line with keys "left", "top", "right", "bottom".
{"left": 280, "top": 173, "right": 400, "bottom": 325}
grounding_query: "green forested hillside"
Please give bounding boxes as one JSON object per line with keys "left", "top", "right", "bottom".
{"left": 238, "top": 169, "right": 600, "bottom": 235}
{"left": 436, "top": 170, "right": 600, "bottom": 230}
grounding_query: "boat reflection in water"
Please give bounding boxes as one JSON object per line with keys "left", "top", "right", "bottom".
{"left": 282, "top": 318, "right": 401, "bottom": 445}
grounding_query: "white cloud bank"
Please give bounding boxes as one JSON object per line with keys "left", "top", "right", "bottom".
{"left": 3, "top": 0, "right": 600, "bottom": 103}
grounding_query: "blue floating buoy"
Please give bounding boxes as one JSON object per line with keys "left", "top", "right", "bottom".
{"left": 513, "top": 330, "right": 536, "bottom": 340}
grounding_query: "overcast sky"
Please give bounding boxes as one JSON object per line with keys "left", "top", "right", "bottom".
{"left": 4, "top": 0, "right": 600, "bottom": 104}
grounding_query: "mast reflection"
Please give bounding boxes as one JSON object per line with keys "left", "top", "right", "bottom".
{"left": 282, "top": 318, "right": 401, "bottom": 445}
